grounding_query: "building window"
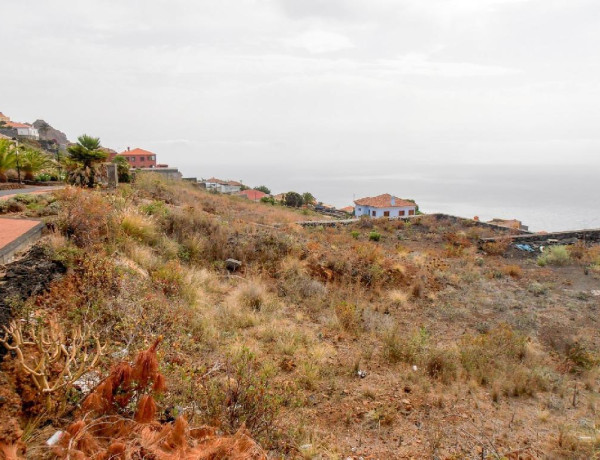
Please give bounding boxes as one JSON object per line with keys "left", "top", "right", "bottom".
{"left": 372, "top": 210, "right": 376, "bottom": 217}
{"left": 399, "top": 210, "right": 405, "bottom": 216}
{"left": 130, "top": 157, "right": 135, "bottom": 161}
{"left": 409, "top": 209, "right": 415, "bottom": 216}
{"left": 139, "top": 157, "right": 145, "bottom": 161}
{"left": 384, "top": 211, "right": 390, "bottom": 217}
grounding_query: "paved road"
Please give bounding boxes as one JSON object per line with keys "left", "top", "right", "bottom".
{"left": 0, "top": 185, "right": 64, "bottom": 200}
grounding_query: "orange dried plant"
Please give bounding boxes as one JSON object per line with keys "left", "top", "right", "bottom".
{"left": 55, "top": 336, "right": 266, "bottom": 459}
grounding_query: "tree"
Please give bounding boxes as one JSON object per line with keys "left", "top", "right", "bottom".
{"left": 284, "top": 191, "right": 303, "bottom": 208}
{"left": 67, "top": 134, "right": 107, "bottom": 188}
{"left": 0, "top": 139, "right": 16, "bottom": 182}
{"left": 20, "top": 147, "right": 54, "bottom": 181}
{"left": 112, "top": 156, "right": 131, "bottom": 183}
{"left": 302, "top": 192, "right": 315, "bottom": 206}
{"left": 254, "top": 185, "right": 271, "bottom": 195}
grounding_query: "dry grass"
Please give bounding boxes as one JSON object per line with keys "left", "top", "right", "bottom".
{"left": 8, "top": 177, "right": 600, "bottom": 458}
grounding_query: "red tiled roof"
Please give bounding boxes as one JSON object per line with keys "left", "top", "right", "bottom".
{"left": 354, "top": 194, "right": 416, "bottom": 208}
{"left": 340, "top": 206, "right": 355, "bottom": 213}
{"left": 238, "top": 189, "right": 266, "bottom": 200}
{"left": 5, "top": 121, "right": 32, "bottom": 129}
{"left": 205, "top": 177, "right": 227, "bottom": 185}
{"left": 117, "top": 147, "right": 156, "bottom": 156}
{"left": 205, "top": 178, "right": 242, "bottom": 186}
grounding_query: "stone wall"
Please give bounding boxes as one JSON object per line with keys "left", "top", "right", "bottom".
{"left": 480, "top": 228, "right": 600, "bottom": 245}
{"left": 298, "top": 213, "right": 531, "bottom": 234}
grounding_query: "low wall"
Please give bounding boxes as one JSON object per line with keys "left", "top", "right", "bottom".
{"left": 298, "top": 213, "right": 531, "bottom": 234}
{"left": 480, "top": 228, "right": 600, "bottom": 246}
{"left": 0, "top": 220, "right": 45, "bottom": 265}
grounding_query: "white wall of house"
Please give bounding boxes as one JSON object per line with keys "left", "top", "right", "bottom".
{"left": 355, "top": 205, "right": 416, "bottom": 218}
{"left": 203, "top": 182, "right": 241, "bottom": 194}
{"left": 16, "top": 127, "right": 39, "bottom": 139}
{"left": 220, "top": 184, "right": 241, "bottom": 194}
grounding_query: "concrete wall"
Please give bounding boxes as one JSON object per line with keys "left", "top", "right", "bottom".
{"left": 480, "top": 228, "right": 600, "bottom": 245}
{"left": 0, "top": 221, "right": 44, "bottom": 265}
{"left": 355, "top": 205, "right": 416, "bottom": 218}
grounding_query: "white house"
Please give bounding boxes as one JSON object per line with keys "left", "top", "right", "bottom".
{"left": 6, "top": 121, "right": 39, "bottom": 139}
{"left": 202, "top": 177, "right": 242, "bottom": 194}
{"left": 354, "top": 193, "right": 417, "bottom": 218}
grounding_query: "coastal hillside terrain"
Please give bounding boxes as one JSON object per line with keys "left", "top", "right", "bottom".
{"left": 1, "top": 176, "right": 600, "bottom": 458}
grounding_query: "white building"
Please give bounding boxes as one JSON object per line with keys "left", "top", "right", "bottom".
{"left": 202, "top": 177, "right": 242, "bottom": 194}
{"left": 354, "top": 193, "right": 417, "bottom": 218}
{"left": 6, "top": 121, "right": 39, "bottom": 139}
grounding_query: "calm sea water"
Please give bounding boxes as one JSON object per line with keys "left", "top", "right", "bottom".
{"left": 185, "top": 162, "right": 599, "bottom": 232}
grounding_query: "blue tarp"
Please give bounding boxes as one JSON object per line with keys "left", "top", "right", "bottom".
{"left": 515, "top": 243, "right": 534, "bottom": 252}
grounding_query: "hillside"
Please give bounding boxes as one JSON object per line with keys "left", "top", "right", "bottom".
{"left": 1, "top": 176, "right": 600, "bottom": 459}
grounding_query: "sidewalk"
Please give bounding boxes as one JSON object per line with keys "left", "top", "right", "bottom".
{"left": 0, "top": 217, "right": 45, "bottom": 264}
{"left": 0, "top": 186, "right": 64, "bottom": 201}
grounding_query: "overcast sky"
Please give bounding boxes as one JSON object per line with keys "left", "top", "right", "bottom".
{"left": 1, "top": 0, "right": 599, "bottom": 178}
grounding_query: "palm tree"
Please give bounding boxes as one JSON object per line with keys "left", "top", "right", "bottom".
{"left": 20, "top": 147, "right": 55, "bottom": 181}
{"left": 0, "top": 139, "right": 16, "bottom": 182}
{"left": 67, "top": 134, "right": 107, "bottom": 188}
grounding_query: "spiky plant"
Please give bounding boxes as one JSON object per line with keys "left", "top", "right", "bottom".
{"left": 0, "top": 139, "right": 16, "bottom": 182}
{"left": 54, "top": 337, "right": 266, "bottom": 459}
{"left": 67, "top": 134, "right": 107, "bottom": 188}
{"left": 19, "top": 147, "right": 55, "bottom": 181}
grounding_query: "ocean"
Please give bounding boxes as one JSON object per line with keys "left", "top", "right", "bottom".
{"left": 185, "top": 162, "right": 599, "bottom": 232}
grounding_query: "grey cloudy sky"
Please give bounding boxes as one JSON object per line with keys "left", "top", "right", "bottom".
{"left": 1, "top": 0, "right": 599, "bottom": 177}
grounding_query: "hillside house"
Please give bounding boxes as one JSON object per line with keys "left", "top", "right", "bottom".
{"left": 487, "top": 218, "right": 529, "bottom": 231}
{"left": 354, "top": 194, "right": 417, "bottom": 218}
{"left": 114, "top": 147, "right": 157, "bottom": 168}
{"left": 5, "top": 121, "right": 39, "bottom": 139}
{"left": 238, "top": 189, "right": 267, "bottom": 201}
{"left": 202, "top": 178, "right": 242, "bottom": 194}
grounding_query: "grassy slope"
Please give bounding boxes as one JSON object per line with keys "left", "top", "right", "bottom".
{"left": 4, "top": 175, "right": 600, "bottom": 459}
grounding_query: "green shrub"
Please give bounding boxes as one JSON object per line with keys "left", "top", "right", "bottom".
{"left": 121, "top": 212, "right": 158, "bottom": 244}
{"left": 199, "top": 348, "right": 282, "bottom": 442}
{"left": 537, "top": 245, "right": 570, "bottom": 266}
{"left": 368, "top": 231, "right": 381, "bottom": 242}
{"left": 350, "top": 230, "right": 360, "bottom": 239}
{"left": 383, "top": 327, "right": 428, "bottom": 364}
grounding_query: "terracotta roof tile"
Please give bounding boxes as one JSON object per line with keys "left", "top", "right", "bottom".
{"left": 354, "top": 193, "right": 416, "bottom": 208}
{"left": 5, "top": 121, "right": 32, "bottom": 129}
{"left": 238, "top": 189, "right": 266, "bottom": 200}
{"left": 117, "top": 147, "right": 156, "bottom": 156}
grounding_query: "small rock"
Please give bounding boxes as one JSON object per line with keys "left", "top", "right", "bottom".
{"left": 300, "top": 444, "right": 312, "bottom": 451}
{"left": 357, "top": 370, "right": 367, "bottom": 378}
{"left": 225, "top": 259, "right": 242, "bottom": 272}
{"left": 412, "top": 365, "right": 418, "bottom": 371}
{"left": 46, "top": 431, "right": 64, "bottom": 446}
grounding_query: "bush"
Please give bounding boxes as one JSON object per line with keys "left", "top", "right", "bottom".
{"left": 482, "top": 238, "right": 510, "bottom": 256}
{"left": 236, "top": 283, "right": 267, "bottom": 311}
{"left": 537, "top": 245, "right": 570, "bottom": 266}
{"left": 199, "top": 348, "right": 282, "bottom": 442}
{"left": 56, "top": 187, "right": 114, "bottom": 247}
{"left": 368, "top": 231, "right": 381, "bottom": 242}
{"left": 460, "top": 324, "right": 527, "bottom": 386}
{"left": 502, "top": 264, "right": 523, "bottom": 278}
{"left": 383, "top": 327, "right": 428, "bottom": 364}
{"left": 350, "top": 230, "right": 360, "bottom": 239}
{"left": 334, "top": 302, "right": 362, "bottom": 333}
{"left": 121, "top": 212, "right": 158, "bottom": 244}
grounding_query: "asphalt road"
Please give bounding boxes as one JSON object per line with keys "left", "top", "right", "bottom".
{"left": 0, "top": 185, "right": 64, "bottom": 199}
